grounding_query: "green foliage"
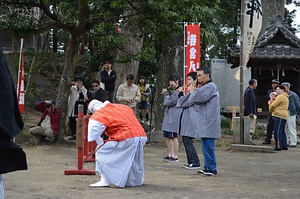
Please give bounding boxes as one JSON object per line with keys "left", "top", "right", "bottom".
{"left": 222, "top": 129, "right": 234, "bottom": 136}
{"left": 0, "top": 6, "right": 37, "bottom": 37}
{"left": 252, "top": 128, "right": 266, "bottom": 139}
{"left": 203, "top": 0, "right": 240, "bottom": 60}
{"left": 221, "top": 117, "right": 231, "bottom": 128}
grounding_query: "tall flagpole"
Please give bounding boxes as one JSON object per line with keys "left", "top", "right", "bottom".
{"left": 17, "top": 38, "right": 25, "bottom": 114}
{"left": 239, "top": 0, "right": 263, "bottom": 144}
{"left": 17, "top": 39, "right": 24, "bottom": 102}
{"left": 239, "top": 0, "right": 245, "bottom": 144}
{"left": 184, "top": 22, "right": 187, "bottom": 89}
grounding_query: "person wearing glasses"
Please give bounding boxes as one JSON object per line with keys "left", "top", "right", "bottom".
{"left": 91, "top": 80, "right": 109, "bottom": 102}
{"left": 177, "top": 67, "right": 221, "bottom": 176}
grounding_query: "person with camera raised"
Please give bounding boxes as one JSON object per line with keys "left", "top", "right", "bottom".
{"left": 29, "top": 100, "right": 61, "bottom": 143}
{"left": 67, "top": 76, "right": 88, "bottom": 140}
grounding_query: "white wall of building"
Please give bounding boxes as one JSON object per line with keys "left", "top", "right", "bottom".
{"left": 210, "top": 59, "right": 251, "bottom": 113}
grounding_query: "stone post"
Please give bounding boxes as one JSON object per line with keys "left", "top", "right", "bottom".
{"left": 233, "top": 117, "right": 251, "bottom": 144}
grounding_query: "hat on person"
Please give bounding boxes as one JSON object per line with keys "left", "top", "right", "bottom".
{"left": 74, "top": 76, "right": 85, "bottom": 83}
{"left": 271, "top": 79, "right": 280, "bottom": 84}
{"left": 88, "top": 99, "right": 105, "bottom": 114}
{"left": 281, "top": 82, "right": 290, "bottom": 88}
{"left": 269, "top": 91, "right": 277, "bottom": 98}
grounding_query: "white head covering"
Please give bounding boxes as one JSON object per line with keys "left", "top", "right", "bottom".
{"left": 88, "top": 99, "right": 106, "bottom": 114}
{"left": 269, "top": 91, "right": 277, "bottom": 98}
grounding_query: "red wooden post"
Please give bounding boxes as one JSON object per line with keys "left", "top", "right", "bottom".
{"left": 64, "top": 104, "right": 95, "bottom": 175}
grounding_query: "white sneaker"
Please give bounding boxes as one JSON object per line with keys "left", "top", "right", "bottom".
{"left": 140, "top": 120, "right": 144, "bottom": 124}
{"left": 146, "top": 121, "right": 150, "bottom": 125}
{"left": 89, "top": 180, "right": 109, "bottom": 187}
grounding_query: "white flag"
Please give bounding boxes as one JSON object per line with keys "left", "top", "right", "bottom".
{"left": 242, "top": 0, "right": 263, "bottom": 67}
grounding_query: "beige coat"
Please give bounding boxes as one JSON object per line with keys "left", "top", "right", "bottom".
{"left": 116, "top": 82, "right": 141, "bottom": 108}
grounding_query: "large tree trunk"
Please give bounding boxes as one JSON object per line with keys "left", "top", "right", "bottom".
{"left": 55, "top": 0, "right": 88, "bottom": 140}
{"left": 261, "top": 0, "right": 285, "bottom": 34}
{"left": 114, "top": 11, "right": 144, "bottom": 91}
{"left": 154, "top": 34, "right": 184, "bottom": 133}
{"left": 56, "top": 34, "right": 80, "bottom": 140}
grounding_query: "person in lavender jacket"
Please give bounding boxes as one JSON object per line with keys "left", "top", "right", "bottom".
{"left": 177, "top": 67, "right": 221, "bottom": 176}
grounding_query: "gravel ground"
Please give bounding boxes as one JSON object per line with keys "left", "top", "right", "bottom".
{"left": 3, "top": 139, "right": 300, "bottom": 199}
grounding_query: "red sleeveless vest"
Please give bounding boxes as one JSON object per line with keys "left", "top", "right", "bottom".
{"left": 90, "top": 103, "right": 146, "bottom": 141}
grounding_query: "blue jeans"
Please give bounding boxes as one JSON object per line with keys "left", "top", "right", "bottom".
{"left": 0, "top": 175, "right": 4, "bottom": 199}
{"left": 182, "top": 136, "right": 200, "bottom": 166}
{"left": 273, "top": 117, "right": 288, "bottom": 150}
{"left": 201, "top": 138, "right": 217, "bottom": 172}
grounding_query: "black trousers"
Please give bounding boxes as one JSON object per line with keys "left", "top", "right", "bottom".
{"left": 69, "top": 117, "right": 77, "bottom": 136}
{"left": 266, "top": 115, "right": 274, "bottom": 141}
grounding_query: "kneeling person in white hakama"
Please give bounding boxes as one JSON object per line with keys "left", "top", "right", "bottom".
{"left": 87, "top": 99, "right": 147, "bottom": 188}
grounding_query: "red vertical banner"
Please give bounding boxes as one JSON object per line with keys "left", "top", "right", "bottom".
{"left": 17, "top": 38, "right": 25, "bottom": 114}
{"left": 185, "top": 23, "right": 200, "bottom": 92}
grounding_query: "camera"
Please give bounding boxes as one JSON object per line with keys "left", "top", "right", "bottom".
{"left": 149, "top": 84, "right": 156, "bottom": 92}
{"left": 45, "top": 101, "right": 52, "bottom": 108}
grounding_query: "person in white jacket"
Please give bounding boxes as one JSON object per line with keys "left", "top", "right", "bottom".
{"left": 67, "top": 76, "right": 88, "bottom": 140}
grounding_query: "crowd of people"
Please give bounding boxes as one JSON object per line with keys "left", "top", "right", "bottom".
{"left": 161, "top": 67, "right": 221, "bottom": 176}
{"left": 4, "top": 47, "right": 299, "bottom": 190}
{"left": 6, "top": 46, "right": 299, "bottom": 191}
{"left": 85, "top": 66, "right": 221, "bottom": 189}
{"left": 244, "top": 79, "right": 300, "bottom": 150}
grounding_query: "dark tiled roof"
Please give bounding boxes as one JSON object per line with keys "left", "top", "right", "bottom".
{"left": 229, "top": 15, "right": 300, "bottom": 68}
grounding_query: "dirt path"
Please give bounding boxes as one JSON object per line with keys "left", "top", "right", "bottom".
{"left": 3, "top": 141, "right": 300, "bottom": 199}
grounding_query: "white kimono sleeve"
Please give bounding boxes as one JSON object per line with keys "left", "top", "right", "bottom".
{"left": 88, "top": 119, "right": 106, "bottom": 146}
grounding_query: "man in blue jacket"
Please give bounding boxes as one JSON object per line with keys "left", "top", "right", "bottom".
{"left": 244, "top": 79, "right": 258, "bottom": 142}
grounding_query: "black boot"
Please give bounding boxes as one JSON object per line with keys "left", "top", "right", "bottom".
{"left": 262, "top": 139, "right": 271, "bottom": 144}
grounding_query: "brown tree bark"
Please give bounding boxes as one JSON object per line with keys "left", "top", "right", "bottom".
{"left": 55, "top": 34, "right": 80, "bottom": 139}
{"left": 154, "top": 34, "right": 184, "bottom": 131}
{"left": 55, "top": 0, "right": 88, "bottom": 139}
{"left": 114, "top": 12, "right": 144, "bottom": 92}
{"left": 261, "top": 0, "right": 285, "bottom": 34}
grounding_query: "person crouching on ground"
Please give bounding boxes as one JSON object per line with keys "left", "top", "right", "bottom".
{"left": 87, "top": 99, "right": 147, "bottom": 188}
{"left": 29, "top": 100, "right": 61, "bottom": 143}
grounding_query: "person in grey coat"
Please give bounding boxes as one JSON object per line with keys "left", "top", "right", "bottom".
{"left": 177, "top": 67, "right": 221, "bottom": 176}
{"left": 161, "top": 74, "right": 183, "bottom": 163}
{"left": 282, "top": 82, "right": 300, "bottom": 148}
{"left": 179, "top": 72, "right": 201, "bottom": 170}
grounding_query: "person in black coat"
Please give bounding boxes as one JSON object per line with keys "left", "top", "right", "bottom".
{"left": 100, "top": 60, "right": 117, "bottom": 103}
{"left": 243, "top": 79, "right": 258, "bottom": 142}
{"left": 0, "top": 47, "right": 27, "bottom": 198}
{"left": 90, "top": 80, "right": 109, "bottom": 102}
